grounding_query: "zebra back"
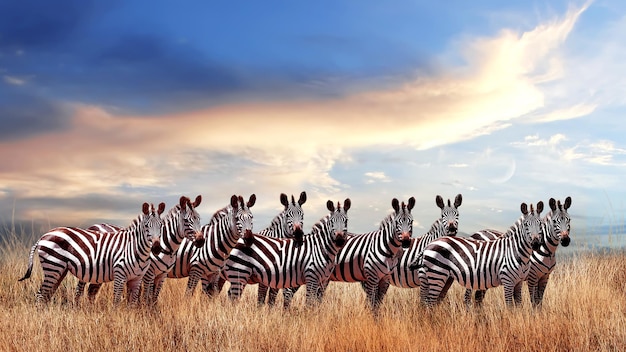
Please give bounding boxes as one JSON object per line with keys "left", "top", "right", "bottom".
{"left": 390, "top": 194, "right": 463, "bottom": 288}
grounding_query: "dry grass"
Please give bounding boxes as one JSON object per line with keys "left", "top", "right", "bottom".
{"left": 1, "top": 237, "right": 625, "bottom": 352}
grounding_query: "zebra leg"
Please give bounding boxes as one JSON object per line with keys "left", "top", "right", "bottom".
{"left": 142, "top": 270, "right": 156, "bottom": 306}
{"left": 227, "top": 281, "right": 247, "bottom": 301}
{"left": 363, "top": 277, "right": 379, "bottom": 312}
{"left": 436, "top": 277, "right": 455, "bottom": 304}
{"left": 267, "top": 288, "right": 281, "bottom": 307}
{"left": 463, "top": 289, "right": 473, "bottom": 309}
{"left": 126, "top": 278, "right": 142, "bottom": 307}
{"left": 305, "top": 281, "right": 323, "bottom": 307}
{"left": 283, "top": 287, "right": 300, "bottom": 309}
{"left": 37, "top": 263, "right": 68, "bottom": 304}
{"left": 513, "top": 282, "right": 524, "bottom": 306}
{"left": 257, "top": 284, "right": 269, "bottom": 306}
{"left": 86, "top": 283, "right": 102, "bottom": 303}
{"left": 152, "top": 275, "right": 167, "bottom": 304}
{"left": 75, "top": 281, "right": 87, "bottom": 304}
{"left": 112, "top": 272, "right": 127, "bottom": 306}
{"left": 474, "top": 289, "right": 486, "bottom": 307}
{"left": 185, "top": 268, "right": 203, "bottom": 296}
{"left": 375, "top": 279, "right": 391, "bottom": 313}
{"left": 533, "top": 275, "right": 550, "bottom": 309}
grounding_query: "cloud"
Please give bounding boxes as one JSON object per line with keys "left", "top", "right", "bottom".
{"left": 364, "top": 172, "right": 391, "bottom": 184}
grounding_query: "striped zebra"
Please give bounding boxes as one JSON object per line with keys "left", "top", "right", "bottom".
{"left": 223, "top": 199, "right": 351, "bottom": 307}
{"left": 19, "top": 202, "right": 165, "bottom": 306}
{"left": 464, "top": 197, "right": 571, "bottom": 308}
{"left": 412, "top": 202, "right": 544, "bottom": 307}
{"left": 256, "top": 192, "right": 307, "bottom": 306}
{"left": 389, "top": 194, "right": 463, "bottom": 289}
{"left": 324, "top": 197, "right": 415, "bottom": 314}
{"left": 74, "top": 195, "right": 205, "bottom": 305}
{"left": 163, "top": 194, "right": 256, "bottom": 298}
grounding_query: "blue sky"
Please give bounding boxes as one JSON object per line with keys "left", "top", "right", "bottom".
{"left": 1, "top": 0, "right": 625, "bottom": 250}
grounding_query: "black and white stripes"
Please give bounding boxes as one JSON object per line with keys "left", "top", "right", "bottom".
{"left": 19, "top": 202, "right": 165, "bottom": 306}
{"left": 223, "top": 199, "right": 350, "bottom": 307}
{"left": 414, "top": 202, "right": 544, "bottom": 307}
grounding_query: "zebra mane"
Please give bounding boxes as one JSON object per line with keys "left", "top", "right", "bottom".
{"left": 208, "top": 205, "right": 231, "bottom": 224}
{"left": 378, "top": 212, "right": 395, "bottom": 230}
{"left": 163, "top": 204, "right": 182, "bottom": 221}
{"left": 420, "top": 217, "right": 445, "bottom": 241}
{"left": 259, "top": 210, "right": 287, "bottom": 236}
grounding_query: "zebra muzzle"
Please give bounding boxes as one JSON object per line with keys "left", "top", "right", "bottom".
{"left": 193, "top": 232, "right": 205, "bottom": 248}
{"left": 561, "top": 235, "right": 571, "bottom": 247}
{"left": 151, "top": 241, "right": 162, "bottom": 256}
{"left": 243, "top": 230, "right": 254, "bottom": 247}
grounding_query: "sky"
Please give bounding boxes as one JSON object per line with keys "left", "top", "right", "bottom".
{"left": 1, "top": 0, "right": 625, "bottom": 250}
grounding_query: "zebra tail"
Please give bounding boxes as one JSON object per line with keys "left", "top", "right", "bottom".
{"left": 18, "top": 242, "right": 39, "bottom": 282}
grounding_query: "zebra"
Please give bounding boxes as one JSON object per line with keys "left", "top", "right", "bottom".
{"left": 464, "top": 197, "right": 571, "bottom": 308}
{"left": 389, "top": 194, "right": 463, "bottom": 289}
{"left": 163, "top": 194, "right": 256, "bottom": 299}
{"left": 19, "top": 202, "right": 165, "bottom": 306}
{"left": 256, "top": 192, "right": 307, "bottom": 306}
{"left": 223, "top": 199, "right": 351, "bottom": 308}
{"left": 412, "top": 201, "right": 544, "bottom": 307}
{"left": 322, "top": 197, "right": 415, "bottom": 314}
{"left": 74, "top": 195, "right": 205, "bottom": 305}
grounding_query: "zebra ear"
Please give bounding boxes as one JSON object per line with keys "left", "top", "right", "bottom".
{"left": 280, "top": 193, "right": 289, "bottom": 208}
{"left": 192, "top": 195, "right": 202, "bottom": 208}
{"left": 549, "top": 198, "right": 557, "bottom": 212}
{"left": 142, "top": 202, "right": 150, "bottom": 215}
{"left": 247, "top": 194, "right": 257, "bottom": 208}
{"left": 536, "top": 201, "right": 544, "bottom": 214}
{"left": 343, "top": 198, "right": 351, "bottom": 212}
{"left": 158, "top": 202, "right": 166, "bottom": 215}
{"left": 327, "top": 200, "right": 335, "bottom": 212}
{"left": 392, "top": 198, "right": 400, "bottom": 213}
{"left": 564, "top": 196, "right": 572, "bottom": 210}
{"left": 231, "top": 195, "right": 239, "bottom": 209}
{"left": 298, "top": 191, "right": 307, "bottom": 206}
{"left": 436, "top": 195, "right": 444, "bottom": 210}
{"left": 407, "top": 197, "right": 416, "bottom": 211}
{"left": 179, "top": 196, "right": 189, "bottom": 210}
{"left": 521, "top": 203, "right": 528, "bottom": 215}
{"left": 454, "top": 194, "right": 463, "bottom": 208}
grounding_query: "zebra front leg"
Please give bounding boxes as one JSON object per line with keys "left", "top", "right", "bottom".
{"left": 474, "top": 289, "right": 486, "bottom": 307}
{"left": 533, "top": 275, "right": 550, "bottom": 309}
{"left": 227, "top": 281, "right": 246, "bottom": 302}
{"left": 75, "top": 281, "right": 87, "bottom": 305}
{"left": 463, "top": 289, "right": 473, "bottom": 309}
{"left": 267, "top": 288, "right": 280, "bottom": 307}
{"left": 112, "top": 276, "right": 127, "bottom": 306}
{"left": 126, "top": 278, "right": 143, "bottom": 307}
{"left": 152, "top": 275, "right": 167, "bottom": 304}
{"left": 257, "top": 284, "right": 270, "bottom": 306}
{"left": 305, "top": 281, "right": 323, "bottom": 307}
{"left": 86, "top": 283, "right": 102, "bottom": 303}
{"left": 282, "top": 286, "right": 300, "bottom": 309}
{"left": 513, "top": 282, "right": 524, "bottom": 306}
{"left": 185, "top": 268, "right": 203, "bottom": 296}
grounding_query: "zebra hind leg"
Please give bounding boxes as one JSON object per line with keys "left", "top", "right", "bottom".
{"left": 87, "top": 283, "right": 102, "bottom": 303}
{"left": 75, "top": 281, "right": 87, "bottom": 305}
{"left": 37, "top": 265, "right": 68, "bottom": 305}
{"left": 282, "top": 287, "right": 300, "bottom": 309}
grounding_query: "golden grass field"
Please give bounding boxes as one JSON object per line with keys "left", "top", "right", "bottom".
{"left": 1, "top": 234, "right": 625, "bottom": 352}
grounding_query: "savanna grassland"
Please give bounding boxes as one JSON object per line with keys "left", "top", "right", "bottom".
{"left": 1, "top": 233, "right": 625, "bottom": 352}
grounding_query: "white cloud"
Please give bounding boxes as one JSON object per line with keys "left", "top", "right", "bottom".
{"left": 364, "top": 172, "right": 391, "bottom": 184}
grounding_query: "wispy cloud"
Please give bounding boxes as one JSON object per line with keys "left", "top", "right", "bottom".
{"left": 364, "top": 172, "right": 391, "bottom": 184}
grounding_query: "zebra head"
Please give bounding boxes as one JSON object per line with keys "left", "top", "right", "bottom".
{"left": 548, "top": 197, "right": 572, "bottom": 247}
{"left": 236, "top": 194, "right": 256, "bottom": 247}
{"left": 436, "top": 194, "right": 462, "bottom": 236}
{"left": 141, "top": 202, "right": 165, "bottom": 256}
{"left": 391, "top": 197, "right": 415, "bottom": 248}
{"left": 178, "top": 195, "right": 205, "bottom": 248}
{"left": 280, "top": 191, "right": 307, "bottom": 242}
{"left": 520, "top": 202, "right": 544, "bottom": 251}
{"left": 325, "top": 199, "right": 351, "bottom": 247}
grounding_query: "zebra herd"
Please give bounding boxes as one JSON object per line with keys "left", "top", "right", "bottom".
{"left": 18, "top": 192, "right": 572, "bottom": 313}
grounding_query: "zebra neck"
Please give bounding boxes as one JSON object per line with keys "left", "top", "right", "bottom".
{"left": 421, "top": 219, "right": 445, "bottom": 244}
{"left": 162, "top": 208, "right": 184, "bottom": 247}
{"left": 259, "top": 212, "right": 287, "bottom": 238}
{"left": 379, "top": 220, "right": 403, "bottom": 256}
{"left": 540, "top": 214, "right": 560, "bottom": 257}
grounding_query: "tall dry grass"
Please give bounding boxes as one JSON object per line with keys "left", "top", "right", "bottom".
{"left": 1, "top": 236, "right": 625, "bottom": 352}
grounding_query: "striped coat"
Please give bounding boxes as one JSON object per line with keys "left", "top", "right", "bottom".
{"left": 465, "top": 197, "right": 571, "bottom": 307}
{"left": 223, "top": 199, "right": 350, "bottom": 307}
{"left": 327, "top": 197, "right": 415, "bottom": 314}
{"left": 165, "top": 195, "right": 255, "bottom": 297}
{"left": 414, "top": 202, "right": 544, "bottom": 307}
{"left": 19, "top": 202, "right": 165, "bottom": 306}
{"left": 389, "top": 194, "right": 463, "bottom": 289}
